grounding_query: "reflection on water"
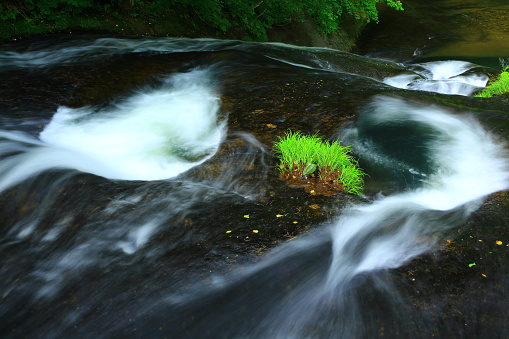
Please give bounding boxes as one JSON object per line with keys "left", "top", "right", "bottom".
{"left": 356, "top": 0, "right": 509, "bottom": 60}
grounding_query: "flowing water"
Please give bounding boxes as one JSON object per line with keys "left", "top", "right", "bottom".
{"left": 383, "top": 61, "right": 489, "bottom": 95}
{"left": 0, "top": 33, "right": 508, "bottom": 338}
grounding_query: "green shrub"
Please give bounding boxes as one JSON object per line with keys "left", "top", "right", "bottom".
{"left": 0, "top": 0, "right": 403, "bottom": 42}
{"left": 273, "top": 131, "right": 365, "bottom": 194}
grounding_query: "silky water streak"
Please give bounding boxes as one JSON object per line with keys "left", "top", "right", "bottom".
{"left": 0, "top": 68, "right": 226, "bottom": 191}
{"left": 166, "top": 96, "right": 509, "bottom": 339}
{"left": 261, "top": 96, "right": 509, "bottom": 338}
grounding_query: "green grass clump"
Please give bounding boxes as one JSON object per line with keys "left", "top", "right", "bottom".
{"left": 475, "top": 57, "right": 509, "bottom": 98}
{"left": 273, "top": 131, "right": 365, "bottom": 194}
{"left": 475, "top": 71, "right": 509, "bottom": 98}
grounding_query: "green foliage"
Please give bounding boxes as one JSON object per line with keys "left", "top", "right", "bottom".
{"left": 0, "top": 4, "right": 19, "bottom": 20}
{"left": 274, "top": 131, "right": 322, "bottom": 169}
{"left": 0, "top": 0, "right": 95, "bottom": 21}
{"left": 273, "top": 131, "right": 365, "bottom": 194}
{"left": 475, "top": 57, "right": 509, "bottom": 98}
{"left": 475, "top": 71, "right": 509, "bottom": 98}
{"left": 0, "top": 0, "right": 403, "bottom": 42}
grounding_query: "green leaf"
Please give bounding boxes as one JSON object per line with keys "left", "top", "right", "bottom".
{"left": 303, "top": 163, "right": 317, "bottom": 176}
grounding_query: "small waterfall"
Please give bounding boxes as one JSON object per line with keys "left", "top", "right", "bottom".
{"left": 383, "top": 60, "right": 489, "bottom": 95}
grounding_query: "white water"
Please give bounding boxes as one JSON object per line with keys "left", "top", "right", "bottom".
{"left": 1, "top": 37, "right": 508, "bottom": 337}
{"left": 199, "top": 96, "right": 509, "bottom": 339}
{"left": 327, "top": 97, "right": 509, "bottom": 283}
{"left": 0, "top": 68, "right": 225, "bottom": 192}
{"left": 0, "top": 37, "right": 241, "bottom": 70}
{"left": 384, "top": 60, "right": 489, "bottom": 95}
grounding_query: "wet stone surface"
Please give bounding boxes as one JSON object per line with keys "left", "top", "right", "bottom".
{"left": 1, "top": 36, "right": 509, "bottom": 337}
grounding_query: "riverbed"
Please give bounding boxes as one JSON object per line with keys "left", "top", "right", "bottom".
{"left": 1, "top": 2, "right": 509, "bottom": 338}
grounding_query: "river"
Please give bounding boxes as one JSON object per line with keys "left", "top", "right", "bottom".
{"left": 1, "top": 2, "right": 509, "bottom": 339}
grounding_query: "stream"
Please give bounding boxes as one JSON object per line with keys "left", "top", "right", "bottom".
{"left": 1, "top": 3, "right": 509, "bottom": 338}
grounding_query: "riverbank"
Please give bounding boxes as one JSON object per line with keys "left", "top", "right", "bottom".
{"left": 0, "top": 6, "right": 366, "bottom": 51}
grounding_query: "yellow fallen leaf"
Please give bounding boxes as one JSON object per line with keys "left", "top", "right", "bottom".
{"left": 482, "top": 274, "right": 487, "bottom": 278}
{"left": 293, "top": 221, "right": 298, "bottom": 224}
{"left": 276, "top": 214, "right": 284, "bottom": 218}
{"left": 252, "top": 230, "right": 259, "bottom": 233}
{"left": 496, "top": 240, "right": 503, "bottom": 245}
{"left": 226, "top": 230, "right": 232, "bottom": 234}
{"left": 244, "top": 215, "right": 250, "bottom": 218}
{"left": 266, "top": 124, "right": 277, "bottom": 128}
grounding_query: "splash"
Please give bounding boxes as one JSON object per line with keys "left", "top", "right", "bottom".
{"left": 0, "top": 68, "right": 225, "bottom": 192}
{"left": 384, "top": 60, "right": 489, "bottom": 95}
{"left": 327, "top": 96, "right": 508, "bottom": 281}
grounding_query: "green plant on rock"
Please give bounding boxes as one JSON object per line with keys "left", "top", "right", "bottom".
{"left": 475, "top": 58, "right": 509, "bottom": 98}
{"left": 273, "top": 130, "right": 365, "bottom": 195}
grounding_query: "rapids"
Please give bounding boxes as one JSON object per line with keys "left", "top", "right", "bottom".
{"left": 383, "top": 61, "right": 489, "bottom": 96}
{"left": 0, "top": 35, "right": 508, "bottom": 338}
{"left": 0, "top": 68, "right": 224, "bottom": 189}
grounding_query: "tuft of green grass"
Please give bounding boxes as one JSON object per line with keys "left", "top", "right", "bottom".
{"left": 273, "top": 131, "right": 322, "bottom": 170}
{"left": 273, "top": 130, "right": 365, "bottom": 194}
{"left": 475, "top": 71, "right": 509, "bottom": 98}
{"left": 475, "top": 58, "right": 509, "bottom": 98}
